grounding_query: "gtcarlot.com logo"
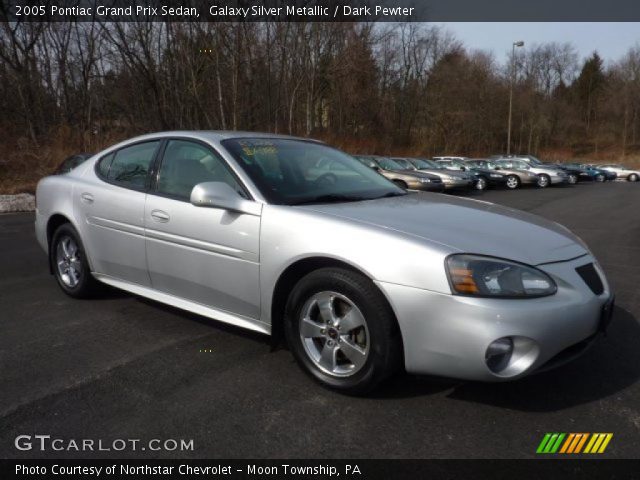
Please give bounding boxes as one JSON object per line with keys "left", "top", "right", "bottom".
{"left": 536, "top": 433, "right": 613, "bottom": 454}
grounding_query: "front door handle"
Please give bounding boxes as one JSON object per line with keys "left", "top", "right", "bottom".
{"left": 150, "top": 209, "right": 170, "bottom": 223}
{"left": 80, "top": 192, "right": 94, "bottom": 204}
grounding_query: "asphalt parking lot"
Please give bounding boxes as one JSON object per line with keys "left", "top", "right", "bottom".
{"left": 1, "top": 181, "right": 639, "bottom": 459}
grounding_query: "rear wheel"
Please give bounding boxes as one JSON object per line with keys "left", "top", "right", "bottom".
{"left": 51, "top": 223, "right": 100, "bottom": 298}
{"left": 537, "top": 174, "right": 550, "bottom": 188}
{"left": 284, "top": 268, "right": 402, "bottom": 394}
{"left": 629, "top": 173, "right": 639, "bottom": 182}
{"left": 505, "top": 175, "right": 520, "bottom": 189}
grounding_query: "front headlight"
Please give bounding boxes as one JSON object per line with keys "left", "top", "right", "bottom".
{"left": 418, "top": 177, "right": 431, "bottom": 183}
{"left": 446, "top": 254, "right": 557, "bottom": 298}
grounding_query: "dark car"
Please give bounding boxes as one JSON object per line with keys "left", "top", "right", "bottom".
{"left": 54, "top": 153, "right": 93, "bottom": 175}
{"left": 559, "top": 163, "right": 615, "bottom": 182}
{"left": 353, "top": 155, "right": 445, "bottom": 192}
{"left": 434, "top": 158, "right": 508, "bottom": 190}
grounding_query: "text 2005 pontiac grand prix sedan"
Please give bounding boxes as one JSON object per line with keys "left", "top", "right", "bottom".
{"left": 35, "top": 131, "right": 614, "bottom": 394}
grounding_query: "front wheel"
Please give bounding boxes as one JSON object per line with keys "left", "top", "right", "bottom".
{"left": 537, "top": 174, "right": 550, "bottom": 188}
{"left": 51, "top": 223, "right": 100, "bottom": 298}
{"left": 284, "top": 268, "right": 402, "bottom": 394}
{"left": 595, "top": 174, "right": 605, "bottom": 182}
{"left": 505, "top": 175, "right": 520, "bottom": 189}
{"left": 629, "top": 173, "right": 639, "bottom": 182}
{"left": 475, "top": 177, "right": 488, "bottom": 191}
{"left": 568, "top": 174, "right": 578, "bottom": 184}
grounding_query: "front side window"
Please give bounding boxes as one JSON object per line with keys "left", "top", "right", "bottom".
{"left": 156, "top": 140, "right": 245, "bottom": 200}
{"left": 222, "top": 139, "right": 403, "bottom": 205}
{"left": 106, "top": 141, "right": 160, "bottom": 189}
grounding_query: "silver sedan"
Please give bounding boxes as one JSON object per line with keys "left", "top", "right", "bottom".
{"left": 597, "top": 164, "right": 640, "bottom": 182}
{"left": 35, "top": 132, "right": 614, "bottom": 394}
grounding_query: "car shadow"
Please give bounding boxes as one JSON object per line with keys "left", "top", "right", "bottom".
{"left": 374, "top": 306, "right": 640, "bottom": 411}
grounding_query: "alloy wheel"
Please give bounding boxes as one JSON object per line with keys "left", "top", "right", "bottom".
{"left": 56, "top": 235, "right": 82, "bottom": 288}
{"left": 538, "top": 175, "right": 550, "bottom": 188}
{"left": 299, "top": 291, "right": 370, "bottom": 378}
{"left": 568, "top": 174, "right": 578, "bottom": 184}
{"left": 475, "top": 178, "right": 487, "bottom": 190}
{"left": 506, "top": 176, "right": 519, "bottom": 189}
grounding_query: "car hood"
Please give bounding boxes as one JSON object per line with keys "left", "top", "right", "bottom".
{"left": 300, "top": 194, "right": 587, "bottom": 265}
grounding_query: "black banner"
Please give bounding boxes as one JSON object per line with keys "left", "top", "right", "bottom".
{"left": 2, "top": 459, "right": 640, "bottom": 480}
{"left": 3, "top": 0, "right": 640, "bottom": 22}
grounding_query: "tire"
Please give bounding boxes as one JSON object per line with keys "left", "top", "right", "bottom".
{"left": 537, "top": 174, "right": 550, "bottom": 188}
{"left": 392, "top": 180, "right": 408, "bottom": 190}
{"left": 284, "top": 267, "right": 402, "bottom": 395}
{"left": 50, "top": 223, "right": 100, "bottom": 298}
{"left": 595, "top": 174, "right": 605, "bottom": 182}
{"left": 568, "top": 174, "right": 578, "bottom": 184}
{"left": 475, "top": 176, "right": 488, "bottom": 191}
{"left": 629, "top": 173, "right": 639, "bottom": 182}
{"left": 505, "top": 175, "right": 520, "bottom": 189}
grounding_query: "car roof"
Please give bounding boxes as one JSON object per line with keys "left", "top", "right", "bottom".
{"left": 116, "top": 130, "right": 324, "bottom": 144}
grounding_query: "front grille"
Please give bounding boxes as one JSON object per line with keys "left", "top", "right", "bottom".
{"left": 575, "top": 263, "right": 604, "bottom": 295}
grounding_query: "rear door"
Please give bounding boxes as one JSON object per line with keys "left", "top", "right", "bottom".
{"left": 76, "top": 140, "right": 161, "bottom": 286}
{"left": 144, "top": 138, "right": 262, "bottom": 320}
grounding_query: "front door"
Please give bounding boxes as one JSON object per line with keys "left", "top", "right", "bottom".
{"left": 144, "top": 139, "right": 262, "bottom": 320}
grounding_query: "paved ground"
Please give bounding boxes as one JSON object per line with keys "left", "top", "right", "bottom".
{"left": 1, "top": 182, "right": 639, "bottom": 459}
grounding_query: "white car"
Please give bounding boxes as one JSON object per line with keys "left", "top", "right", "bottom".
{"left": 597, "top": 164, "right": 640, "bottom": 182}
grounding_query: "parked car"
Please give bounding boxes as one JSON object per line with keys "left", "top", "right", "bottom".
{"left": 35, "top": 131, "right": 613, "bottom": 393}
{"left": 494, "top": 158, "right": 568, "bottom": 188}
{"left": 464, "top": 159, "right": 538, "bottom": 189}
{"left": 559, "top": 163, "right": 614, "bottom": 182}
{"left": 352, "top": 155, "right": 445, "bottom": 192}
{"left": 389, "top": 157, "right": 474, "bottom": 191}
{"left": 434, "top": 158, "right": 508, "bottom": 190}
{"left": 54, "top": 153, "right": 93, "bottom": 175}
{"left": 597, "top": 164, "right": 640, "bottom": 182}
{"left": 433, "top": 156, "right": 468, "bottom": 161}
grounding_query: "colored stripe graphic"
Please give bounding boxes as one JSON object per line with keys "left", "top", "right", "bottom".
{"left": 537, "top": 433, "right": 613, "bottom": 454}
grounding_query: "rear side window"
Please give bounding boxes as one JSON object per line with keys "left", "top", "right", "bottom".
{"left": 100, "top": 141, "right": 160, "bottom": 189}
{"left": 97, "top": 153, "right": 114, "bottom": 178}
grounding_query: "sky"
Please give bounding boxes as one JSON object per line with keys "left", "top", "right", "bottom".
{"left": 437, "top": 23, "right": 640, "bottom": 65}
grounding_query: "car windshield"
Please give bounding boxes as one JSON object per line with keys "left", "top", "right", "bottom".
{"left": 221, "top": 138, "right": 405, "bottom": 205}
{"left": 392, "top": 158, "right": 415, "bottom": 170}
{"left": 376, "top": 157, "right": 405, "bottom": 171}
{"left": 409, "top": 159, "right": 432, "bottom": 169}
{"left": 526, "top": 155, "right": 543, "bottom": 165}
{"left": 416, "top": 158, "right": 443, "bottom": 169}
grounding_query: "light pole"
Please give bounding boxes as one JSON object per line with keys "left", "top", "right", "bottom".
{"left": 507, "top": 41, "right": 524, "bottom": 155}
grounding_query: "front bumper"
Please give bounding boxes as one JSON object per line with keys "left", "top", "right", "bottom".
{"left": 377, "top": 255, "right": 612, "bottom": 381}
{"left": 409, "top": 181, "right": 446, "bottom": 193}
{"left": 442, "top": 178, "right": 474, "bottom": 190}
{"left": 550, "top": 175, "right": 569, "bottom": 184}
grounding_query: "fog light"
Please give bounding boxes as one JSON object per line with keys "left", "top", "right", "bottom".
{"left": 485, "top": 337, "right": 514, "bottom": 373}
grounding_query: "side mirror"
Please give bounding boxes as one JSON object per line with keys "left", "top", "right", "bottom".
{"left": 190, "top": 182, "right": 262, "bottom": 216}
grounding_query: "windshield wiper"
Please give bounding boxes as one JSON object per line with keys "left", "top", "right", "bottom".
{"left": 290, "top": 194, "right": 367, "bottom": 205}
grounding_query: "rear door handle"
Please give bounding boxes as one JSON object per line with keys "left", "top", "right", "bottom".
{"left": 150, "top": 209, "right": 170, "bottom": 223}
{"left": 80, "top": 192, "right": 94, "bottom": 204}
